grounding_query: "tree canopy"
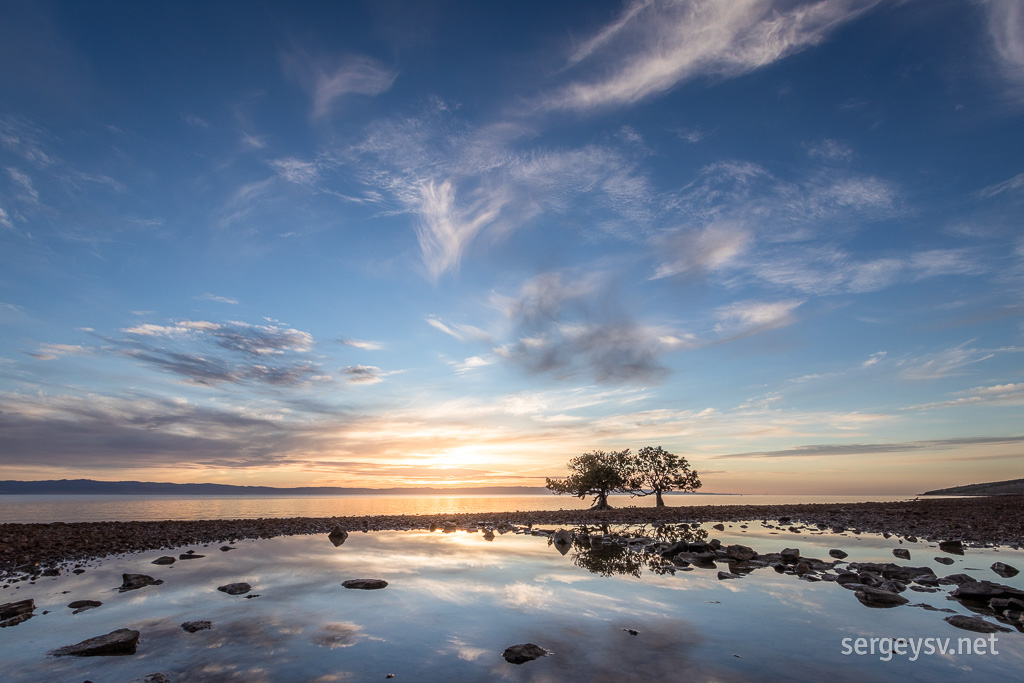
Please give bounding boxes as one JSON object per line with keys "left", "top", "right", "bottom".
{"left": 546, "top": 446, "right": 701, "bottom": 509}
{"left": 544, "top": 449, "right": 629, "bottom": 510}
{"left": 622, "top": 445, "right": 702, "bottom": 507}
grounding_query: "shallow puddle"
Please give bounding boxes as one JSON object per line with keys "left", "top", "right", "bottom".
{"left": 1, "top": 521, "right": 1022, "bottom": 682}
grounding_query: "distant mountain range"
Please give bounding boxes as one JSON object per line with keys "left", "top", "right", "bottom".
{"left": 921, "top": 478, "right": 1024, "bottom": 496}
{"left": 0, "top": 479, "right": 551, "bottom": 496}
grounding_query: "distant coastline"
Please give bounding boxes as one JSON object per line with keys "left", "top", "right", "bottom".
{"left": 920, "top": 477, "right": 1024, "bottom": 496}
{"left": 0, "top": 478, "right": 736, "bottom": 497}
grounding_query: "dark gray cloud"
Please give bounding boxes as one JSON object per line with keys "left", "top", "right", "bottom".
{"left": 713, "top": 436, "right": 1024, "bottom": 459}
{"left": 495, "top": 272, "right": 669, "bottom": 384}
{"left": 109, "top": 319, "right": 323, "bottom": 387}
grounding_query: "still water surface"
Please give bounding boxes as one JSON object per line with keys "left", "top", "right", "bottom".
{"left": 0, "top": 493, "right": 925, "bottom": 523}
{"left": 1, "top": 522, "right": 1020, "bottom": 681}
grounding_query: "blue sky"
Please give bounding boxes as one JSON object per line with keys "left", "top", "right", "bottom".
{"left": 1, "top": 0, "right": 1022, "bottom": 493}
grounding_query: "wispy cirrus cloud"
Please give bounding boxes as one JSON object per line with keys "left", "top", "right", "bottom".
{"left": 25, "top": 343, "right": 91, "bottom": 361}
{"left": 713, "top": 299, "right": 803, "bottom": 339}
{"left": 339, "top": 338, "right": 384, "bottom": 351}
{"left": 544, "top": 0, "right": 879, "bottom": 111}
{"left": 897, "top": 341, "right": 1022, "bottom": 381}
{"left": 905, "top": 382, "right": 1024, "bottom": 411}
{"left": 340, "top": 364, "right": 399, "bottom": 384}
{"left": 984, "top": 0, "right": 1024, "bottom": 104}
{"left": 713, "top": 435, "right": 1024, "bottom": 459}
{"left": 198, "top": 293, "right": 239, "bottom": 305}
{"left": 281, "top": 50, "right": 397, "bottom": 118}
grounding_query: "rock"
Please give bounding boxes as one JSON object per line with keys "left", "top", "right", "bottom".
{"left": 854, "top": 586, "right": 910, "bottom": 608}
{"left": 991, "top": 562, "right": 1019, "bottom": 578}
{"left": 129, "top": 674, "right": 171, "bottom": 683}
{"left": 781, "top": 548, "right": 800, "bottom": 563}
{"left": 328, "top": 526, "right": 349, "bottom": 547}
{"left": 552, "top": 529, "right": 574, "bottom": 546}
{"left": 178, "top": 553, "right": 205, "bottom": 560}
{"left": 220, "top": 545, "right": 236, "bottom": 552}
{"left": 794, "top": 562, "right": 812, "bottom": 576}
{"left": 342, "top": 579, "right": 388, "bottom": 590}
{"left": 725, "top": 544, "right": 757, "bottom": 561}
{"left": 217, "top": 583, "right": 252, "bottom": 595}
{"left": 828, "top": 549, "right": 848, "bottom": 559}
{"left": 68, "top": 600, "right": 102, "bottom": 614}
{"left": 49, "top": 628, "right": 140, "bottom": 656}
{"left": 717, "top": 571, "right": 740, "bottom": 580}
{"left": 935, "top": 557, "right": 954, "bottom": 565}
{"left": 892, "top": 549, "right": 911, "bottom": 560}
{"left": 989, "top": 597, "right": 1024, "bottom": 614}
{"left": 943, "top": 615, "right": 1011, "bottom": 634}
{"left": 119, "top": 574, "right": 163, "bottom": 592}
{"left": 482, "top": 529, "right": 495, "bottom": 541}
{"left": 952, "top": 580, "right": 1024, "bottom": 602}
{"left": 151, "top": 556, "right": 176, "bottom": 565}
{"left": 712, "top": 524, "right": 725, "bottom": 531}
{"left": 181, "top": 620, "right": 212, "bottom": 633}
{"left": 938, "top": 540, "right": 964, "bottom": 555}
{"left": 943, "top": 573, "right": 977, "bottom": 585}
{"left": 502, "top": 643, "right": 550, "bottom": 664}
{"left": 623, "top": 628, "right": 639, "bottom": 635}
{"left": 0, "top": 599, "right": 34, "bottom": 628}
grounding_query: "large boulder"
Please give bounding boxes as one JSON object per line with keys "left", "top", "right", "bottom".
{"left": 502, "top": 643, "right": 550, "bottom": 664}
{"left": 0, "top": 599, "right": 34, "bottom": 628}
{"left": 119, "top": 574, "right": 163, "bottom": 592}
{"left": 49, "top": 628, "right": 140, "bottom": 657}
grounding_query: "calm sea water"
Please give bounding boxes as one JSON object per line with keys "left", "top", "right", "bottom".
{"left": 1, "top": 522, "right": 1020, "bottom": 681}
{"left": 0, "top": 493, "right": 926, "bottom": 523}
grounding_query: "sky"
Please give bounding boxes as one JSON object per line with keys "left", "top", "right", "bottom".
{"left": 0, "top": 0, "right": 1022, "bottom": 495}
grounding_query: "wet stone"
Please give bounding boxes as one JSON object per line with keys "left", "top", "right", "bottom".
{"left": 991, "top": 562, "right": 1019, "bottom": 578}
{"left": 943, "top": 615, "right": 1012, "bottom": 634}
{"left": 342, "top": 579, "right": 388, "bottom": 590}
{"left": 854, "top": 586, "right": 910, "bottom": 608}
{"left": 217, "top": 582, "right": 252, "bottom": 595}
{"left": 119, "top": 574, "right": 163, "bottom": 592}
{"left": 935, "top": 557, "right": 955, "bottom": 565}
{"left": 828, "top": 549, "right": 848, "bottom": 559}
{"left": 181, "top": 620, "right": 212, "bottom": 633}
{"left": 0, "top": 599, "right": 34, "bottom": 628}
{"left": 49, "top": 628, "right": 140, "bottom": 657}
{"left": 892, "top": 548, "right": 911, "bottom": 560}
{"left": 502, "top": 643, "right": 550, "bottom": 664}
{"left": 151, "top": 556, "right": 176, "bottom": 565}
{"left": 68, "top": 600, "right": 102, "bottom": 614}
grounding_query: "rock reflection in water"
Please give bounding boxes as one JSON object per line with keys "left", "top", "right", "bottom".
{"left": 562, "top": 523, "right": 708, "bottom": 577}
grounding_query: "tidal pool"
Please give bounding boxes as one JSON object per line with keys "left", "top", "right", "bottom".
{"left": 1, "top": 521, "right": 1021, "bottom": 682}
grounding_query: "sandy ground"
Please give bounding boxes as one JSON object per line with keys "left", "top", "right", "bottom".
{"left": 2, "top": 495, "right": 1022, "bottom": 576}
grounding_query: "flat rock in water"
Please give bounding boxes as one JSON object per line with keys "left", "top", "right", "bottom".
{"left": 991, "top": 562, "right": 1019, "bottom": 578}
{"left": 181, "top": 620, "right": 212, "bottom": 633}
{"left": 502, "top": 643, "right": 550, "bottom": 664}
{"left": 151, "top": 556, "right": 176, "bottom": 565}
{"left": 0, "top": 599, "right": 35, "bottom": 628}
{"left": 217, "top": 582, "right": 252, "bottom": 595}
{"left": 938, "top": 540, "right": 964, "bottom": 555}
{"left": 179, "top": 552, "right": 205, "bottom": 560}
{"left": 943, "top": 615, "right": 1012, "bottom": 634}
{"left": 892, "top": 548, "right": 911, "bottom": 560}
{"left": 68, "top": 600, "right": 102, "bottom": 614}
{"left": 781, "top": 548, "right": 800, "bottom": 563}
{"left": 328, "top": 526, "right": 349, "bottom": 547}
{"left": 935, "top": 557, "right": 955, "bottom": 565}
{"left": 854, "top": 586, "right": 910, "bottom": 608}
{"left": 49, "top": 628, "right": 140, "bottom": 657}
{"left": 726, "top": 544, "right": 756, "bottom": 561}
{"left": 220, "top": 546, "right": 236, "bottom": 552}
{"left": 342, "top": 579, "right": 388, "bottom": 590}
{"left": 828, "top": 549, "right": 848, "bottom": 559}
{"left": 717, "top": 571, "right": 740, "bottom": 580}
{"left": 119, "top": 574, "right": 163, "bottom": 592}
{"left": 952, "top": 580, "right": 1024, "bottom": 601}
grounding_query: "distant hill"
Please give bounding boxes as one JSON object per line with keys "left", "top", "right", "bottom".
{"left": 921, "top": 478, "right": 1024, "bottom": 496}
{"left": 0, "top": 479, "right": 550, "bottom": 496}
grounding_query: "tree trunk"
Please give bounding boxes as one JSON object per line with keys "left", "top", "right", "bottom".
{"left": 655, "top": 489, "right": 665, "bottom": 507}
{"left": 592, "top": 492, "right": 612, "bottom": 510}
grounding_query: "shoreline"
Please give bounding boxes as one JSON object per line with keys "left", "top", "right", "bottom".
{"left": 3, "top": 495, "right": 1022, "bottom": 575}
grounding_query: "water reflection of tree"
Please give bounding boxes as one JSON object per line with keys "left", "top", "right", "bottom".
{"left": 561, "top": 523, "right": 709, "bottom": 578}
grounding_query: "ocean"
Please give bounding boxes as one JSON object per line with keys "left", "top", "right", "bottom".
{"left": 0, "top": 492, "right": 925, "bottom": 523}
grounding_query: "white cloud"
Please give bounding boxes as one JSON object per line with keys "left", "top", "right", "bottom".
{"left": 898, "top": 342, "right": 997, "bottom": 380}
{"left": 454, "top": 355, "right": 493, "bottom": 374}
{"left": 283, "top": 51, "right": 397, "bottom": 118}
{"left": 27, "top": 343, "right": 90, "bottom": 360}
{"left": 652, "top": 222, "right": 750, "bottom": 279}
{"left": 198, "top": 294, "right": 239, "bottom": 305}
{"left": 976, "top": 172, "right": 1024, "bottom": 199}
{"left": 862, "top": 351, "right": 886, "bottom": 367}
{"left": 984, "top": 0, "right": 1024, "bottom": 103}
{"left": 807, "top": 138, "right": 853, "bottom": 161}
{"left": 241, "top": 133, "right": 266, "bottom": 150}
{"left": 183, "top": 114, "right": 210, "bottom": 128}
{"left": 339, "top": 338, "right": 383, "bottom": 351}
{"left": 545, "top": 0, "right": 879, "bottom": 111}
{"left": 270, "top": 157, "right": 323, "bottom": 185}
{"left": 0, "top": 206, "right": 13, "bottom": 229}
{"left": 415, "top": 179, "right": 509, "bottom": 280}
{"left": 713, "top": 299, "right": 803, "bottom": 338}
{"left": 906, "top": 383, "right": 1024, "bottom": 410}
{"left": 7, "top": 166, "right": 38, "bottom": 203}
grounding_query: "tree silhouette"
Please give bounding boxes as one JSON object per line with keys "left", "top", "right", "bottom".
{"left": 622, "top": 446, "right": 701, "bottom": 507}
{"left": 545, "top": 449, "right": 630, "bottom": 510}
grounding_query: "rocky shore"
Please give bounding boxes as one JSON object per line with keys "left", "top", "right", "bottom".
{"left": 2, "top": 495, "right": 1022, "bottom": 577}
